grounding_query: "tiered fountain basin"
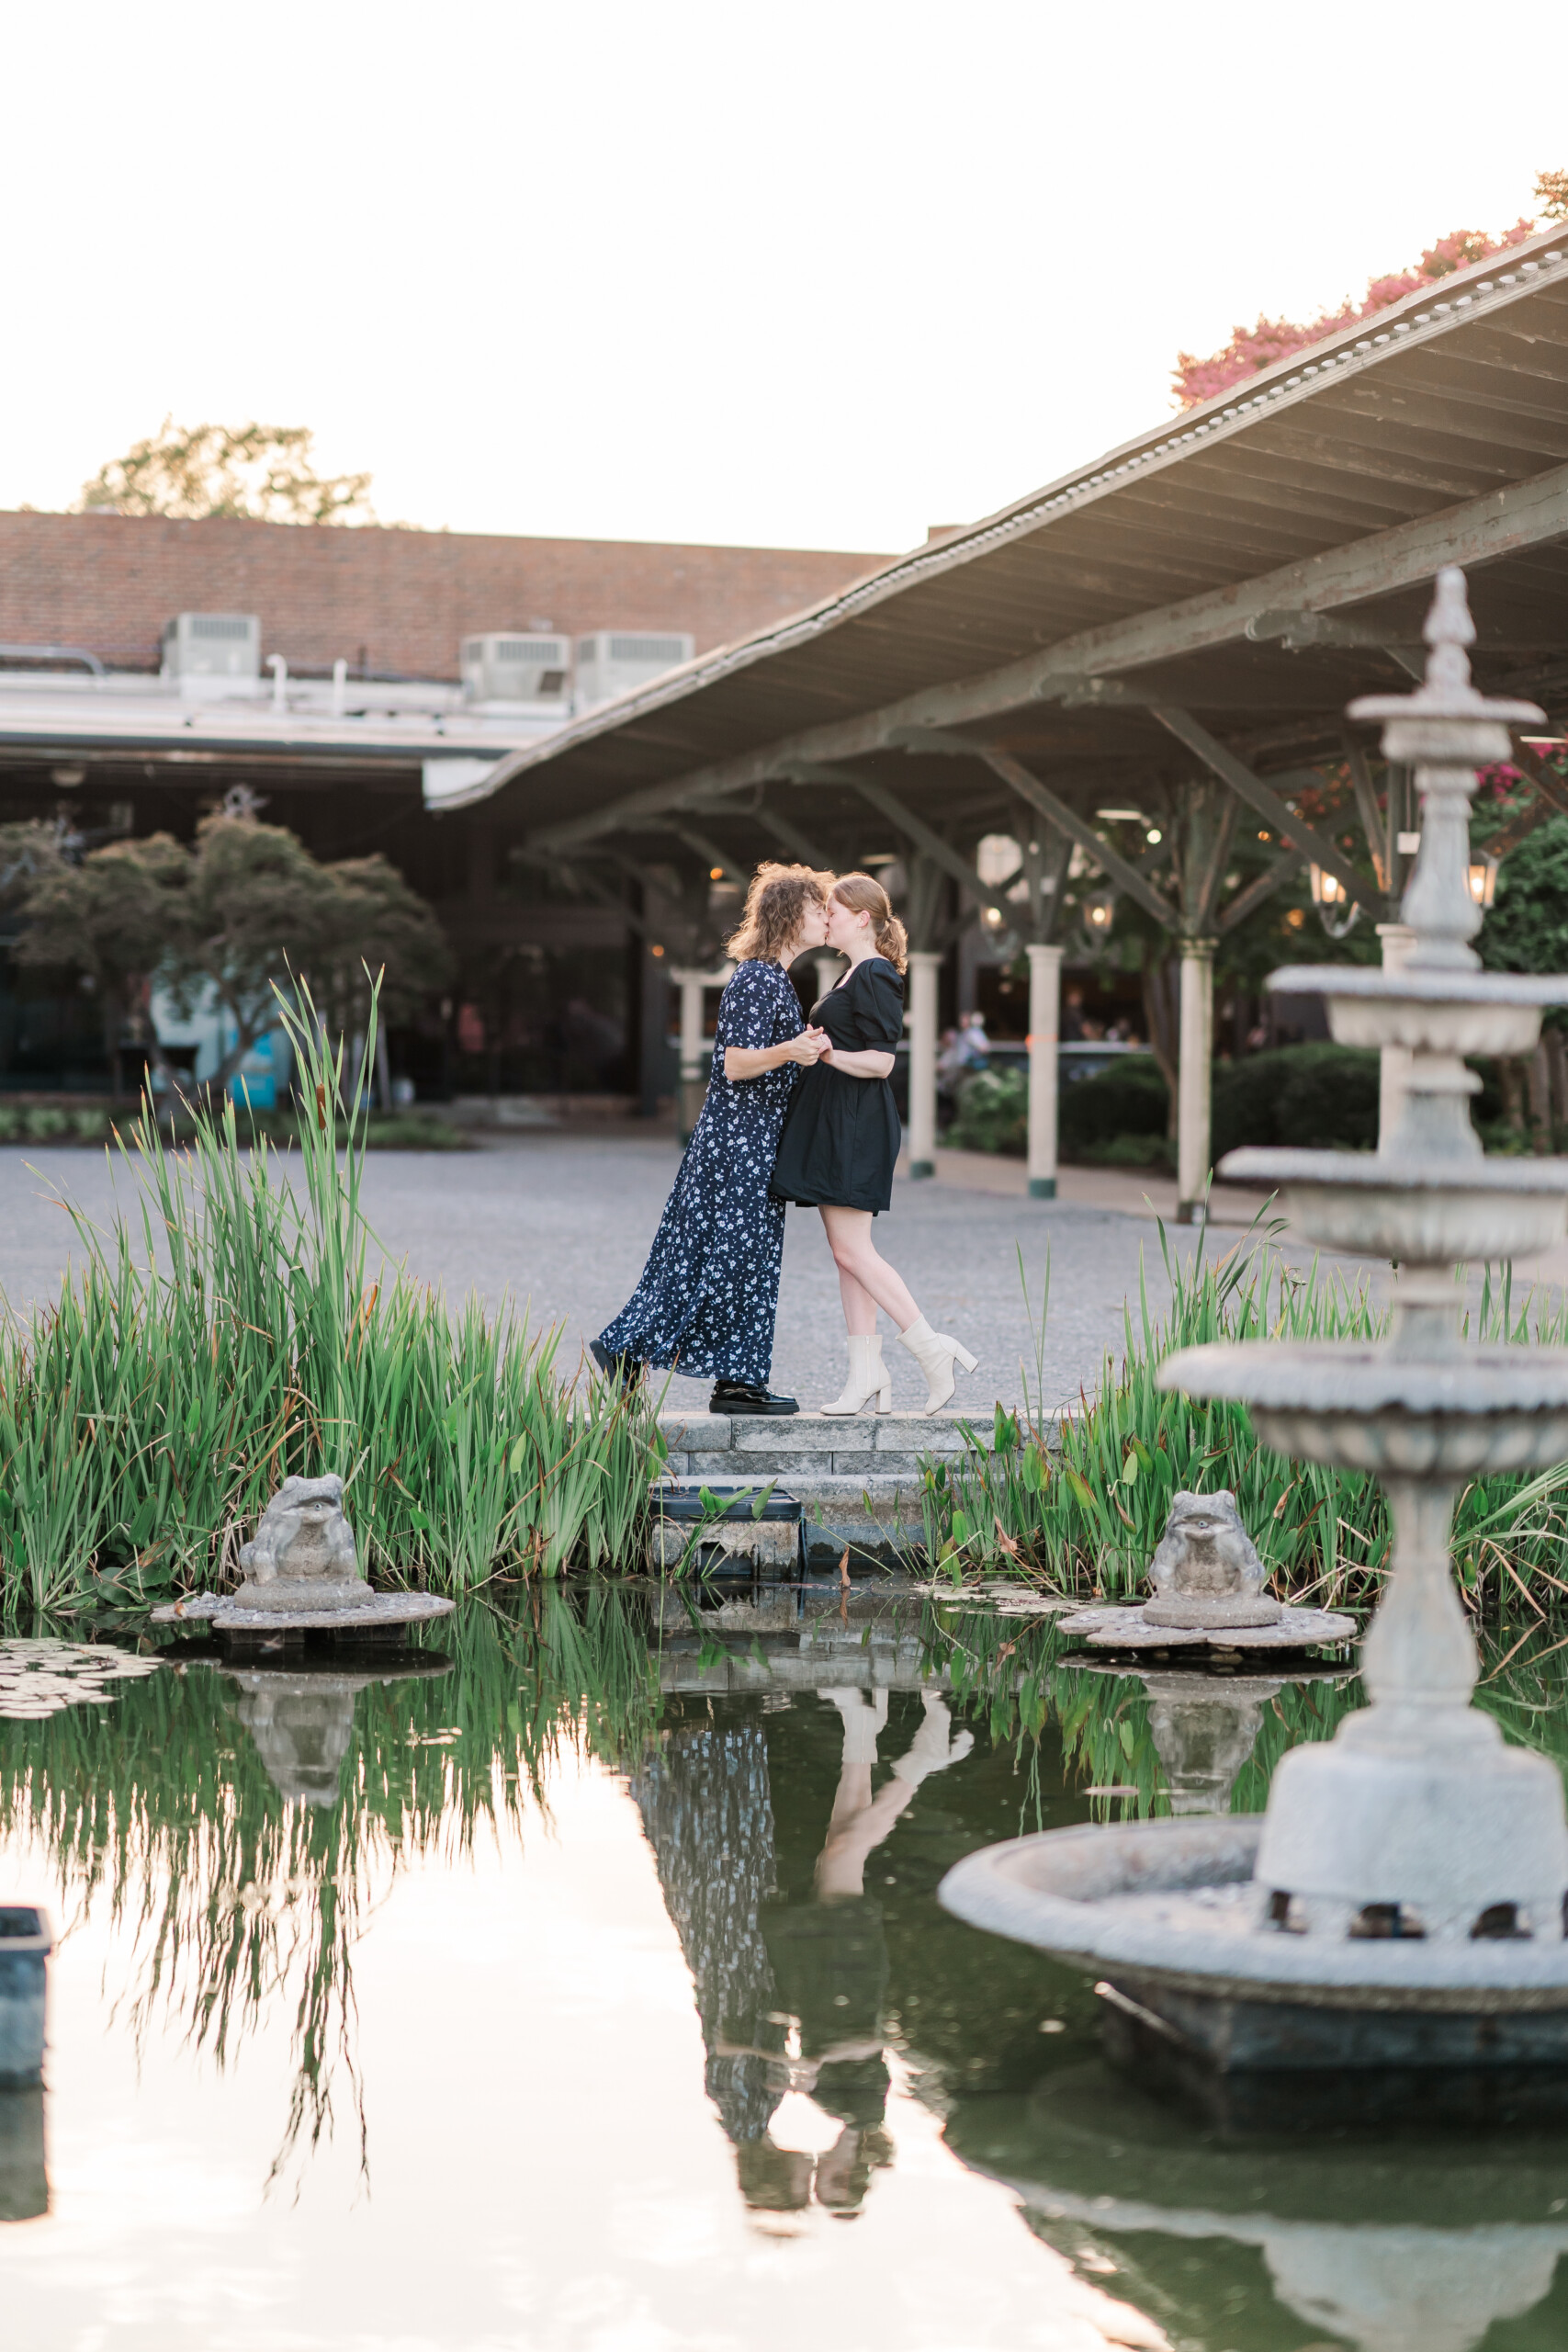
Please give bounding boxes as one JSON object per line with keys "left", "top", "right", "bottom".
{"left": 940, "top": 1815, "right": 1568, "bottom": 2083}
{"left": 942, "top": 568, "right": 1568, "bottom": 2111}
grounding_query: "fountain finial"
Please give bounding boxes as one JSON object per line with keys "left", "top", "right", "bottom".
{"left": 1422, "top": 564, "right": 1475, "bottom": 699}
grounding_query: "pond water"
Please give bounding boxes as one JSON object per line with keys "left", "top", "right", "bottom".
{"left": 3, "top": 1586, "right": 1566, "bottom": 2352}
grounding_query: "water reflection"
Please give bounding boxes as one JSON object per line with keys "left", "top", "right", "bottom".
{"left": 1, "top": 1583, "right": 1565, "bottom": 2350}
{"left": 0, "top": 2085, "right": 46, "bottom": 2221}
{"left": 0, "top": 1589, "right": 660, "bottom": 2190}
{"left": 229, "top": 1655, "right": 452, "bottom": 1804}
{"left": 633, "top": 1678, "right": 972, "bottom": 2220}
{"left": 947, "top": 2059, "right": 1568, "bottom": 2352}
{"left": 1078, "top": 1662, "right": 1352, "bottom": 1816}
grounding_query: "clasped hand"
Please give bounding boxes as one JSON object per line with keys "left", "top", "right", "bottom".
{"left": 784, "top": 1026, "right": 830, "bottom": 1066}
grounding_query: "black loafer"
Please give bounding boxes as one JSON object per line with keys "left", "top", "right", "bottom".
{"left": 591, "top": 1339, "right": 643, "bottom": 1387}
{"left": 709, "top": 1380, "right": 798, "bottom": 1417}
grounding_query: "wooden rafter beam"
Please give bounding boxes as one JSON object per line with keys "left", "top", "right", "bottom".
{"left": 1338, "top": 726, "right": 1393, "bottom": 898}
{"left": 1217, "top": 848, "right": 1299, "bottom": 934}
{"left": 1511, "top": 741, "right": 1568, "bottom": 820}
{"left": 504, "top": 459, "right": 1568, "bottom": 849}
{"left": 668, "top": 824, "right": 748, "bottom": 889}
{"left": 751, "top": 803, "right": 835, "bottom": 869}
{"left": 834, "top": 772, "right": 1019, "bottom": 925}
{"left": 970, "top": 748, "right": 1179, "bottom": 929}
{"left": 1151, "top": 706, "right": 1374, "bottom": 908}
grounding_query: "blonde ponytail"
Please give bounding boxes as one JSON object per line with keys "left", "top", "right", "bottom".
{"left": 831, "top": 873, "right": 908, "bottom": 975}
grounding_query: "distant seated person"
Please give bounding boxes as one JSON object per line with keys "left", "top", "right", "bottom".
{"left": 1061, "top": 986, "right": 1087, "bottom": 1043}
{"left": 935, "top": 1025, "right": 966, "bottom": 1123}
{"left": 955, "top": 1011, "right": 990, "bottom": 1070}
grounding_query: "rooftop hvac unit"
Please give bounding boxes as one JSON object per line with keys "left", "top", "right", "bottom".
{"left": 460, "top": 633, "right": 570, "bottom": 703}
{"left": 162, "top": 612, "right": 262, "bottom": 689}
{"left": 574, "top": 631, "right": 695, "bottom": 713}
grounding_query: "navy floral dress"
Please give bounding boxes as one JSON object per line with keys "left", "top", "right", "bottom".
{"left": 596, "top": 959, "right": 805, "bottom": 1384}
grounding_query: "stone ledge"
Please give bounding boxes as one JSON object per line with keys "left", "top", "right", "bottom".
{"left": 657, "top": 1408, "right": 1058, "bottom": 1457}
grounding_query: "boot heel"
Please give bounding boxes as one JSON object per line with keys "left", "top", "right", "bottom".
{"left": 873, "top": 1380, "right": 892, "bottom": 1414}
{"left": 953, "top": 1344, "right": 978, "bottom": 1375}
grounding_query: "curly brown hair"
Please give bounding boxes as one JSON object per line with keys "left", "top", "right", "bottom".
{"left": 726, "top": 862, "right": 829, "bottom": 964}
{"left": 831, "top": 872, "right": 908, "bottom": 974}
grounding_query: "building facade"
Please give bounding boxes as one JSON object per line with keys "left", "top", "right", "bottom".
{"left": 0, "top": 512, "right": 883, "bottom": 1101}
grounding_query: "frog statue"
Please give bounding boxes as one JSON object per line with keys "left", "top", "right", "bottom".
{"left": 1143, "top": 1487, "right": 1280, "bottom": 1629}
{"left": 233, "top": 1475, "right": 373, "bottom": 1612}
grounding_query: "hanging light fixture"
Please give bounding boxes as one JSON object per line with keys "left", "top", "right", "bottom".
{"left": 1468, "top": 854, "right": 1499, "bottom": 908}
{"left": 1083, "top": 889, "right": 1116, "bottom": 936}
{"left": 1308, "top": 865, "right": 1360, "bottom": 940}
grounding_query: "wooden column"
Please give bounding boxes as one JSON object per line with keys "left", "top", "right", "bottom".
{"left": 1025, "top": 944, "right": 1064, "bottom": 1199}
{"left": 1176, "top": 938, "right": 1216, "bottom": 1223}
{"left": 671, "top": 964, "right": 731, "bottom": 1144}
{"left": 907, "top": 950, "right": 942, "bottom": 1179}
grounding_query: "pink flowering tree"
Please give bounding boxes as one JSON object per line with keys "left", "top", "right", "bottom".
{"left": 1169, "top": 191, "right": 1557, "bottom": 410}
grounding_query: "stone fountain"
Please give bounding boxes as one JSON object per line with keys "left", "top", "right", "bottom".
{"left": 940, "top": 569, "right": 1568, "bottom": 2109}
{"left": 152, "top": 1475, "right": 454, "bottom": 1647}
{"left": 1059, "top": 1488, "right": 1355, "bottom": 1652}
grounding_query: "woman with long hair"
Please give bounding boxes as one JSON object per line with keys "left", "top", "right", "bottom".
{"left": 770, "top": 873, "right": 978, "bottom": 1416}
{"left": 592, "top": 863, "right": 829, "bottom": 1416}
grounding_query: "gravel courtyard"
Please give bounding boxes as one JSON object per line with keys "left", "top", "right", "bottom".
{"left": 0, "top": 1126, "right": 1407, "bottom": 1417}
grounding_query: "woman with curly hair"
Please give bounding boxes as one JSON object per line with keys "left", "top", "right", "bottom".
{"left": 771, "top": 871, "right": 978, "bottom": 1417}
{"left": 592, "top": 863, "right": 829, "bottom": 1415}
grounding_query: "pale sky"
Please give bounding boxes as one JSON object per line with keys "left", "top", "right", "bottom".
{"left": 5, "top": 0, "right": 1565, "bottom": 557}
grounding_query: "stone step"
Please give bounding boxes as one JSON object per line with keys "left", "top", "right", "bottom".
{"left": 657, "top": 1408, "right": 1061, "bottom": 1486}
{"left": 658, "top": 1411, "right": 1062, "bottom": 1467}
{"left": 654, "top": 1409, "right": 1063, "bottom": 1566}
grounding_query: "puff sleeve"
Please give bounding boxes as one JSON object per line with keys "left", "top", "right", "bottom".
{"left": 854, "top": 960, "right": 906, "bottom": 1049}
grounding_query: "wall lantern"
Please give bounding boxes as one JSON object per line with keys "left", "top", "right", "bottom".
{"left": 1309, "top": 865, "right": 1360, "bottom": 940}
{"left": 1468, "top": 854, "right": 1499, "bottom": 909}
{"left": 1083, "top": 890, "right": 1116, "bottom": 936}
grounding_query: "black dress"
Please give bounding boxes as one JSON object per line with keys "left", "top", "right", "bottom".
{"left": 595, "top": 959, "right": 805, "bottom": 1384}
{"left": 770, "top": 956, "right": 904, "bottom": 1215}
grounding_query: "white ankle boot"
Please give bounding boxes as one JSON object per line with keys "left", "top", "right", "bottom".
{"left": 897, "top": 1314, "right": 978, "bottom": 1415}
{"left": 821, "top": 1333, "right": 893, "bottom": 1417}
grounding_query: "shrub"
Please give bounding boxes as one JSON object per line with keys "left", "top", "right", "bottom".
{"left": 1210, "top": 1044, "right": 1381, "bottom": 1161}
{"left": 1058, "top": 1057, "right": 1168, "bottom": 1158}
{"left": 23, "top": 1107, "right": 69, "bottom": 1141}
{"left": 1076, "top": 1132, "right": 1175, "bottom": 1170}
{"left": 945, "top": 1069, "right": 1027, "bottom": 1156}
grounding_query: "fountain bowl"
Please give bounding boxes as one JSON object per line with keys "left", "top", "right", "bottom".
{"left": 1266, "top": 964, "right": 1568, "bottom": 1058}
{"left": 1160, "top": 1341, "right": 1568, "bottom": 1477}
{"left": 1218, "top": 1152, "right": 1568, "bottom": 1264}
{"left": 938, "top": 1817, "right": 1568, "bottom": 2090}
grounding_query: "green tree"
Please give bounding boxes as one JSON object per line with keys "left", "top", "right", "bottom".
{"left": 302, "top": 854, "right": 456, "bottom": 1050}
{"left": 16, "top": 813, "right": 452, "bottom": 1103}
{"left": 14, "top": 831, "right": 189, "bottom": 1093}
{"left": 1481, "top": 814, "right": 1568, "bottom": 986}
{"left": 76, "top": 419, "right": 374, "bottom": 525}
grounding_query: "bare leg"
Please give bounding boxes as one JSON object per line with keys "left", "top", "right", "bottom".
{"left": 819, "top": 1205, "right": 920, "bottom": 1335}
{"left": 834, "top": 1256, "right": 880, "bottom": 1339}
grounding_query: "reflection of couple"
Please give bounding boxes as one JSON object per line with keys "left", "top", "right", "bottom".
{"left": 592, "top": 863, "right": 976, "bottom": 1419}
{"left": 632, "top": 1685, "right": 971, "bottom": 2219}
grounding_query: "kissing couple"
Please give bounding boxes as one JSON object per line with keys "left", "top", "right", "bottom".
{"left": 592, "top": 862, "right": 977, "bottom": 1418}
